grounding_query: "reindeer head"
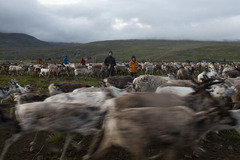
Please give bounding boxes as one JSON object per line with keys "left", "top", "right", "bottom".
{"left": 195, "top": 107, "right": 237, "bottom": 130}
{"left": 24, "top": 85, "right": 33, "bottom": 92}
{"left": 209, "top": 83, "right": 235, "bottom": 98}
{"left": 191, "top": 78, "right": 224, "bottom": 94}
{"left": 98, "top": 80, "right": 107, "bottom": 88}
{"left": 125, "top": 82, "right": 136, "bottom": 92}
{"left": 9, "top": 79, "right": 27, "bottom": 94}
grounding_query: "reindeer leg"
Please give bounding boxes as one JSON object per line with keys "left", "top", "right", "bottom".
{"left": 0, "top": 132, "right": 24, "bottom": 160}
{"left": 9, "top": 107, "right": 15, "bottom": 119}
{"left": 148, "top": 151, "right": 163, "bottom": 160}
{"left": 29, "top": 131, "right": 39, "bottom": 151}
{"left": 60, "top": 134, "right": 75, "bottom": 160}
{"left": 131, "top": 150, "right": 147, "bottom": 160}
{"left": 118, "top": 140, "right": 147, "bottom": 160}
{"left": 162, "top": 147, "right": 178, "bottom": 160}
{"left": 83, "top": 129, "right": 110, "bottom": 160}
{"left": 70, "top": 138, "right": 84, "bottom": 151}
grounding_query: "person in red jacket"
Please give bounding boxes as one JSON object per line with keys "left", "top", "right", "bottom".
{"left": 37, "top": 59, "right": 41, "bottom": 64}
{"left": 80, "top": 58, "right": 86, "bottom": 65}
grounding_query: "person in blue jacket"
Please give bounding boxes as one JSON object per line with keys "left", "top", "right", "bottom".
{"left": 63, "top": 56, "right": 69, "bottom": 64}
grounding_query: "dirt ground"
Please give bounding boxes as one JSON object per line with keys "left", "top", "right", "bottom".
{"left": 1, "top": 127, "right": 240, "bottom": 160}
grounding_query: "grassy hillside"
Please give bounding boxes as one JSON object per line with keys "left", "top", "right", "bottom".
{"left": 0, "top": 33, "right": 240, "bottom": 62}
{"left": 0, "top": 32, "right": 52, "bottom": 47}
{"left": 81, "top": 40, "right": 240, "bottom": 62}
{"left": 0, "top": 32, "right": 77, "bottom": 47}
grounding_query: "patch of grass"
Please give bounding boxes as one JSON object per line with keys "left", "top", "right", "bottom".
{"left": 0, "top": 74, "right": 99, "bottom": 94}
{"left": 46, "top": 134, "right": 65, "bottom": 145}
{"left": 220, "top": 130, "right": 240, "bottom": 141}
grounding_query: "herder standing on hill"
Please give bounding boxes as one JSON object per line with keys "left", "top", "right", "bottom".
{"left": 63, "top": 56, "right": 69, "bottom": 64}
{"left": 104, "top": 51, "right": 116, "bottom": 77}
{"left": 129, "top": 56, "right": 139, "bottom": 77}
{"left": 80, "top": 58, "right": 86, "bottom": 65}
{"left": 37, "top": 58, "right": 41, "bottom": 64}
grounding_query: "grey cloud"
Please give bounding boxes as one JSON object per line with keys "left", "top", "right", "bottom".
{"left": 1, "top": 0, "right": 240, "bottom": 42}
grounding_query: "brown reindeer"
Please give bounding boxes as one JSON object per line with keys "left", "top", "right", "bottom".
{"left": 85, "top": 106, "right": 236, "bottom": 160}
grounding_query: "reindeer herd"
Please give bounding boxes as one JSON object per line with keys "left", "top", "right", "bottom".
{"left": 1, "top": 61, "right": 239, "bottom": 79}
{"left": 0, "top": 61, "right": 240, "bottom": 160}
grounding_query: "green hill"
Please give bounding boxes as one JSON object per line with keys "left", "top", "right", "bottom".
{"left": 0, "top": 33, "right": 239, "bottom": 62}
{"left": 0, "top": 32, "right": 52, "bottom": 47}
{"left": 80, "top": 40, "right": 240, "bottom": 62}
{"left": 0, "top": 32, "right": 76, "bottom": 47}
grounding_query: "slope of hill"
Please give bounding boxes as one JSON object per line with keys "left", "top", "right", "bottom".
{"left": 0, "top": 32, "right": 75, "bottom": 47}
{"left": 62, "top": 40, "right": 240, "bottom": 62}
{"left": 0, "top": 32, "right": 52, "bottom": 47}
{"left": 0, "top": 33, "right": 239, "bottom": 62}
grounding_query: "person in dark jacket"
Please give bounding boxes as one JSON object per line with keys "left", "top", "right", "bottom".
{"left": 104, "top": 51, "right": 116, "bottom": 77}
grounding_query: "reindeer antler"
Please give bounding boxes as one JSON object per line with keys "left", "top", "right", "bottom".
{"left": 10, "top": 79, "right": 18, "bottom": 83}
{"left": 191, "top": 78, "right": 225, "bottom": 94}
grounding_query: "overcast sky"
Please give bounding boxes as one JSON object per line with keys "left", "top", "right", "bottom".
{"left": 0, "top": 0, "right": 240, "bottom": 43}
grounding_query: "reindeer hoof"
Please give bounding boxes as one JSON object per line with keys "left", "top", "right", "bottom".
{"left": 29, "top": 141, "right": 34, "bottom": 146}
{"left": 30, "top": 146, "right": 35, "bottom": 152}
{"left": 82, "top": 155, "right": 90, "bottom": 160}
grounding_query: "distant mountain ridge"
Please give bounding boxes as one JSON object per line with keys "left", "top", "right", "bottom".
{"left": 0, "top": 32, "right": 240, "bottom": 62}
{"left": 0, "top": 32, "right": 75, "bottom": 47}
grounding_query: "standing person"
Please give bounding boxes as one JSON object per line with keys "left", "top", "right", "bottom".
{"left": 80, "top": 58, "right": 86, "bottom": 65}
{"left": 37, "top": 58, "right": 41, "bottom": 64}
{"left": 104, "top": 51, "right": 116, "bottom": 77}
{"left": 129, "top": 56, "right": 139, "bottom": 77}
{"left": 63, "top": 56, "right": 69, "bottom": 64}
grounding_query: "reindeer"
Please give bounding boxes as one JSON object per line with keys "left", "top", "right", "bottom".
{"left": 0, "top": 102, "right": 107, "bottom": 160}
{"left": 48, "top": 82, "right": 92, "bottom": 95}
{"left": 101, "top": 79, "right": 229, "bottom": 114}
{"left": 0, "top": 79, "right": 26, "bottom": 103}
{"left": 83, "top": 79, "right": 234, "bottom": 160}
{"left": 84, "top": 106, "right": 236, "bottom": 160}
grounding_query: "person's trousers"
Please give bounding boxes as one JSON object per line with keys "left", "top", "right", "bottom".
{"left": 130, "top": 72, "right": 137, "bottom": 78}
{"left": 107, "top": 67, "right": 115, "bottom": 77}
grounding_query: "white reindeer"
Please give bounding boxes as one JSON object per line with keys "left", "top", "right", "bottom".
{"left": 0, "top": 79, "right": 26, "bottom": 103}
{"left": 39, "top": 68, "right": 49, "bottom": 77}
{"left": 0, "top": 102, "right": 106, "bottom": 160}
